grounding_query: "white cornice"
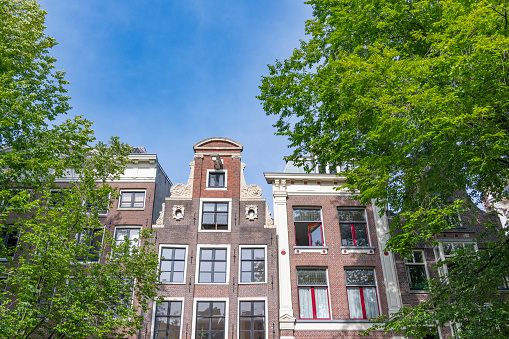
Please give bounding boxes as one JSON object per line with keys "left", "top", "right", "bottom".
{"left": 264, "top": 172, "right": 346, "bottom": 183}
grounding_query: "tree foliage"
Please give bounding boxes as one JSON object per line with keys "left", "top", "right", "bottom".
{"left": 0, "top": 1, "right": 159, "bottom": 338}
{"left": 259, "top": 0, "right": 509, "bottom": 337}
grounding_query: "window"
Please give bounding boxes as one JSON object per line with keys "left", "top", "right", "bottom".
{"left": 119, "top": 191, "right": 145, "bottom": 208}
{"left": 113, "top": 278, "right": 134, "bottom": 317}
{"left": 498, "top": 276, "right": 509, "bottom": 291}
{"left": 338, "top": 209, "right": 370, "bottom": 247}
{"left": 160, "top": 247, "right": 186, "bottom": 284}
{"left": 154, "top": 301, "right": 182, "bottom": 339}
{"left": 0, "top": 276, "right": 7, "bottom": 292}
{"left": 195, "top": 301, "right": 226, "bottom": 339}
{"left": 208, "top": 172, "right": 225, "bottom": 188}
{"left": 85, "top": 198, "right": 108, "bottom": 217}
{"left": 405, "top": 250, "right": 428, "bottom": 290}
{"left": 297, "top": 269, "right": 330, "bottom": 319}
{"left": 201, "top": 202, "right": 228, "bottom": 230}
{"left": 114, "top": 227, "right": 140, "bottom": 252}
{"left": 0, "top": 228, "right": 19, "bottom": 261}
{"left": 75, "top": 228, "right": 103, "bottom": 262}
{"left": 293, "top": 208, "right": 323, "bottom": 246}
{"left": 240, "top": 247, "right": 265, "bottom": 283}
{"left": 239, "top": 301, "right": 265, "bottom": 339}
{"left": 48, "top": 189, "right": 66, "bottom": 208}
{"left": 434, "top": 242, "right": 476, "bottom": 276}
{"left": 198, "top": 248, "right": 227, "bottom": 283}
{"left": 345, "top": 268, "right": 379, "bottom": 319}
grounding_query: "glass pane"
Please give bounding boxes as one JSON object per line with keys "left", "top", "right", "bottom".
{"left": 209, "top": 174, "right": 218, "bottom": 187}
{"left": 129, "top": 229, "right": 140, "bottom": 241}
{"left": 156, "top": 302, "right": 169, "bottom": 316}
{"left": 293, "top": 209, "right": 321, "bottom": 222}
{"left": 216, "top": 203, "right": 228, "bottom": 212}
{"left": 294, "top": 224, "right": 310, "bottom": 246}
{"left": 161, "top": 248, "right": 174, "bottom": 259}
{"left": 197, "top": 302, "right": 211, "bottom": 316}
{"left": 253, "top": 317, "right": 264, "bottom": 331}
{"left": 160, "top": 261, "right": 173, "bottom": 271}
{"left": 254, "top": 261, "right": 264, "bottom": 273}
{"left": 241, "top": 248, "right": 252, "bottom": 260}
{"left": 309, "top": 224, "right": 323, "bottom": 246}
{"left": 172, "top": 272, "right": 184, "bottom": 283}
{"left": 174, "top": 248, "right": 186, "bottom": 260}
{"left": 196, "top": 318, "right": 210, "bottom": 331}
{"left": 253, "top": 249, "right": 264, "bottom": 260}
{"left": 338, "top": 209, "right": 366, "bottom": 222}
{"left": 159, "top": 272, "right": 171, "bottom": 283}
{"left": 347, "top": 288, "right": 363, "bottom": 318}
{"left": 253, "top": 302, "right": 265, "bottom": 316}
{"left": 200, "top": 261, "right": 212, "bottom": 272}
{"left": 214, "top": 261, "right": 226, "bottom": 273}
{"left": 253, "top": 331, "right": 265, "bottom": 339}
{"left": 168, "top": 331, "right": 180, "bottom": 339}
{"left": 210, "top": 317, "right": 225, "bottom": 331}
{"left": 354, "top": 224, "right": 369, "bottom": 247}
{"left": 211, "top": 331, "right": 224, "bottom": 339}
{"left": 213, "top": 273, "right": 226, "bottom": 283}
{"left": 298, "top": 288, "right": 313, "bottom": 318}
{"left": 241, "top": 261, "right": 251, "bottom": 271}
{"left": 314, "top": 287, "right": 329, "bottom": 318}
{"left": 239, "top": 331, "right": 251, "bottom": 339}
{"left": 115, "top": 229, "right": 128, "bottom": 241}
{"left": 170, "top": 301, "right": 182, "bottom": 316}
{"left": 363, "top": 287, "right": 379, "bottom": 318}
{"left": 297, "top": 269, "right": 327, "bottom": 285}
{"left": 413, "top": 251, "right": 424, "bottom": 263}
{"left": 199, "top": 272, "right": 211, "bottom": 283}
{"left": 240, "top": 302, "right": 252, "bottom": 316}
{"left": 217, "top": 174, "right": 224, "bottom": 187}
{"left": 241, "top": 272, "right": 251, "bottom": 282}
{"left": 407, "top": 265, "right": 427, "bottom": 290}
{"left": 345, "top": 269, "right": 375, "bottom": 286}
{"left": 216, "top": 213, "right": 228, "bottom": 225}
{"left": 201, "top": 249, "right": 213, "bottom": 260}
{"left": 443, "top": 243, "right": 453, "bottom": 255}
{"left": 202, "top": 213, "right": 215, "bottom": 224}
{"left": 239, "top": 318, "right": 251, "bottom": 331}
{"left": 340, "top": 224, "right": 354, "bottom": 246}
{"left": 154, "top": 318, "right": 168, "bottom": 338}
{"left": 173, "top": 261, "right": 185, "bottom": 272}
{"left": 203, "top": 203, "right": 215, "bottom": 211}
{"left": 212, "top": 302, "right": 225, "bottom": 316}
{"left": 214, "top": 249, "right": 226, "bottom": 261}
{"left": 254, "top": 270, "right": 264, "bottom": 282}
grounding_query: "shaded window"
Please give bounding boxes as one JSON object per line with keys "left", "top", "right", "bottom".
{"left": 294, "top": 208, "right": 323, "bottom": 246}
{"left": 154, "top": 301, "right": 182, "bottom": 339}
{"left": 160, "top": 248, "right": 186, "bottom": 283}
{"left": 0, "top": 228, "right": 18, "bottom": 260}
{"left": 198, "top": 248, "right": 227, "bottom": 283}
{"left": 297, "top": 269, "right": 329, "bottom": 319}
{"left": 195, "top": 301, "right": 226, "bottom": 339}
{"left": 345, "top": 268, "right": 379, "bottom": 319}
{"left": 208, "top": 172, "right": 225, "bottom": 188}
{"left": 405, "top": 250, "right": 428, "bottom": 290}
{"left": 114, "top": 228, "right": 140, "bottom": 254}
{"left": 239, "top": 301, "right": 265, "bottom": 339}
{"left": 76, "top": 228, "right": 102, "bottom": 262}
{"left": 201, "top": 202, "right": 228, "bottom": 230}
{"left": 338, "top": 209, "right": 369, "bottom": 247}
{"left": 240, "top": 248, "right": 265, "bottom": 283}
{"left": 119, "top": 191, "right": 145, "bottom": 208}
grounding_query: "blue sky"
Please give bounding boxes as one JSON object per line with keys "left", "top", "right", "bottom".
{"left": 38, "top": 0, "right": 313, "bottom": 212}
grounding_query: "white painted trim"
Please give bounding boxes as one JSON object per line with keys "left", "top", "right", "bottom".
{"left": 238, "top": 245, "right": 267, "bottom": 284}
{"left": 198, "top": 198, "right": 232, "bottom": 233}
{"left": 195, "top": 244, "right": 231, "bottom": 285}
{"left": 205, "top": 169, "right": 228, "bottom": 190}
{"left": 158, "top": 244, "right": 189, "bottom": 285}
{"left": 117, "top": 189, "right": 146, "bottom": 210}
{"left": 237, "top": 297, "right": 268, "bottom": 339}
{"left": 294, "top": 321, "right": 383, "bottom": 331}
{"left": 191, "top": 298, "right": 229, "bottom": 339}
{"left": 150, "top": 297, "right": 185, "bottom": 339}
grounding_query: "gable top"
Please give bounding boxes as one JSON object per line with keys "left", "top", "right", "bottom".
{"left": 193, "top": 137, "right": 243, "bottom": 152}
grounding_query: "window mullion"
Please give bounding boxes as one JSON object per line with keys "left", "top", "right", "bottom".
{"left": 311, "top": 286, "right": 317, "bottom": 319}
{"left": 351, "top": 223, "right": 357, "bottom": 246}
{"left": 359, "top": 287, "right": 367, "bottom": 319}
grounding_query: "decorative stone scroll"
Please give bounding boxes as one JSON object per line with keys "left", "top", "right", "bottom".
{"left": 264, "top": 204, "right": 275, "bottom": 228}
{"left": 172, "top": 205, "right": 185, "bottom": 220}
{"left": 241, "top": 184, "right": 262, "bottom": 198}
{"left": 170, "top": 183, "right": 191, "bottom": 198}
{"left": 153, "top": 203, "right": 165, "bottom": 228}
{"left": 245, "top": 205, "right": 258, "bottom": 221}
{"left": 232, "top": 154, "right": 241, "bottom": 160}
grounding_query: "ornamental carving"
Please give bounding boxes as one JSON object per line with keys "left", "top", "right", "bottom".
{"left": 232, "top": 154, "right": 241, "bottom": 160}
{"left": 155, "top": 203, "right": 165, "bottom": 226}
{"left": 170, "top": 183, "right": 191, "bottom": 198}
{"left": 241, "top": 184, "right": 262, "bottom": 198}
{"left": 172, "top": 205, "right": 185, "bottom": 221}
{"left": 245, "top": 205, "right": 258, "bottom": 221}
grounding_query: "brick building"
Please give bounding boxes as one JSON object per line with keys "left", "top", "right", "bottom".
{"left": 265, "top": 160, "right": 401, "bottom": 339}
{"left": 144, "top": 138, "right": 278, "bottom": 339}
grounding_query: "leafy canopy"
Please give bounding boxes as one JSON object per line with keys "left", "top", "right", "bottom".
{"left": 0, "top": 1, "right": 159, "bottom": 338}
{"left": 259, "top": 0, "right": 509, "bottom": 337}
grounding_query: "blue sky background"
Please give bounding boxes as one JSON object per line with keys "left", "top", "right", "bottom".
{"left": 38, "top": 0, "right": 313, "bottom": 212}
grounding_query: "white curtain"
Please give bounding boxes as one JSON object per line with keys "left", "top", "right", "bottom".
{"left": 363, "top": 287, "right": 379, "bottom": 319}
{"left": 314, "top": 288, "right": 329, "bottom": 318}
{"left": 347, "top": 288, "right": 363, "bottom": 319}
{"left": 299, "top": 288, "right": 313, "bottom": 318}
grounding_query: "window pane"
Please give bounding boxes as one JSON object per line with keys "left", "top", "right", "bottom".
{"left": 201, "top": 261, "right": 212, "bottom": 272}
{"left": 314, "top": 287, "right": 329, "bottom": 318}
{"left": 347, "top": 288, "right": 363, "bottom": 318}
{"left": 297, "top": 269, "right": 327, "bottom": 285}
{"left": 210, "top": 317, "right": 225, "bottom": 330}
{"left": 363, "top": 287, "right": 379, "bottom": 318}
{"left": 160, "top": 261, "right": 173, "bottom": 271}
{"left": 298, "top": 287, "right": 313, "bottom": 318}
{"left": 216, "top": 213, "right": 228, "bottom": 225}
{"left": 197, "top": 302, "right": 210, "bottom": 316}
{"left": 154, "top": 318, "right": 168, "bottom": 339}
{"left": 201, "top": 249, "right": 213, "bottom": 260}
{"left": 413, "top": 251, "right": 424, "bottom": 263}
{"left": 295, "top": 224, "right": 310, "bottom": 246}
{"left": 212, "top": 302, "right": 225, "bottom": 316}
{"left": 216, "top": 203, "right": 228, "bottom": 212}
{"left": 214, "top": 261, "right": 226, "bottom": 272}
{"left": 199, "top": 272, "right": 211, "bottom": 283}
{"left": 215, "top": 249, "right": 226, "bottom": 261}
{"left": 253, "top": 317, "right": 264, "bottom": 330}
{"left": 345, "top": 269, "right": 375, "bottom": 286}
{"left": 253, "top": 261, "right": 264, "bottom": 273}
{"left": 294, "top": 209, "right": 321, "bottom": 222}
{"left": 354, "top": 224, "right": 369, "bottom": 247}
{"left": 156, "top": 302, "right": 169, "bottom": 316}
{"left": 239, "top": 318, "right": 251, "bottom": 331}
{"left": 203, "top": 203, "right": 215, "bottom": 211}
{"left": 407, "top": 265, "right": 427, "bottom": 290}
{"left": 241, "top": 272, "right": 251, "bottom": 282}
{"left": 170, "top": 301, "right": 182, "bottom": 316}
{"left": 340, "top": 224, "right": 354, "bottom": 246}
{"left": 159, "top": 272, "right": 171, "bottom": 283}
{"left": 443, "top": 243, "right": 453, "bottom": 255}
{"left": 253, "top": 249, "right": 264, "bottom": 260}
{"left": 174, "top": 248, "right": 186, "bottom": 260}
{"left": 253, "top": 302, "right": 265, "bottom": 316}
{"left": 253, "top": 331, "right": 265, "bottom": 339}
{"left": 213, "top": 273, "right": 226, "bottom": 283}
{"left": 241, "top": 261, "right": 251, "bottom": 271}
{"left": 203, "top": 212, "right": 215, "bottom": 224}
{"left": 115, "top": 229, "right": 128, "bottom": 241}
{"left": 338, "top": 209, "right": 366, "bottom": 222}
{"left": 309, "top": 224, "right": 323, "bottom": 246}
{"left": 240, "top": 302, "right": 251, "bottom": 316}
{"left": 172, "top": 272, "right": 184, "bottom": 283}
{"left": 242, "top": 249, "right": 252, "bottom": 260}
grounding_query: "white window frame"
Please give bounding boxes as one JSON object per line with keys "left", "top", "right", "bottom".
{"left": 404, "top": 250, "right": 429, "bottom": 291}
{"left": 237, "top": 297, "right": 268, "bottom": 339}
{"left": 198, "top": 198, "right": 232, "bottom": 232}
{"left": 192, "top": 297, "right": 229, "bottom": 339}
{"left": 296, "top": 268, "right": 332, "bottom": 320}
{"left": 158, "top": 244, "right": 188, "bottom": 285}
{"left": 75, "top": 226, "right": 105, "bottom": 263}
{"left": 84, "top": 192, "right": 111, "bottom": 217}
{"left": 195, "top": 244, "right": 231, "bottom": 285}
{"left": 433, "top": 241, "right": 477, "bottom": 276}
{"left": 293, "top": 208, "right": 326, "bottom": 247}
{"left": 150, "top": 297, "right": 185, "bottom": 339}
{"left": 238, "top": 245, "right": 267, "bottom": 284}
{"left": 117, "top": 189, "right": 146, "bottom": 210}
{"left": 344, "top": 267, "right": 381, "bottom": 320}
{"left": 114, "top": 226, "right": 141, "bottom": 250}
{"left": 206, "top": 169, "right": 228, "bottom": 190}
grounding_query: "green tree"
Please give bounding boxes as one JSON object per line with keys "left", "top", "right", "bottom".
{"left": 259, "top": 0, "right": 509, "bottom": 337}
{"left": 0, "top": 1, "right": 159, "bottom": 338}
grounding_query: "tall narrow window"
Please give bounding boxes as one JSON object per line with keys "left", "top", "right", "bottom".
{"left": 405, "top": 250, "right": 428, "bottom": 290}
{"left": 75, "top": 228, "right": 103, "bottom": 262}
{"left": 345, "top": 268, "right": 379, "bottom": 319}
{"left": 195, "top": 301, "right": 226, "bottom": 339}
{"left": 0, "top": 228, "right": 18, "bottom": 260}
{"left": 297, "top": 269, "right": 330, "bottom": 319}
{"left": 338, "top": 209, "right": 369, "bottom": 247}
{"left": 119, "top": 191, "right": 145, "bottom": 208}
{"left": 154, "top": 301, "right": 182, "bottom": 339}
{"left": 201, "top": 202, "right": 229, "bottom": 230}
{"left": 293, "top": 208, "right": 323, "bottom": 246}
{"left": 239, "top": 301, "right": 265, "bottom": 339}
{"left": 160, "top": 247, "right": 186, "bottom": 284}
{"left": 240, "top": 248, "right": 265, "bottom": 283}
{"left": 114, "top": 228, "right": 140, "bottom": 254}
{"left": 198, "top": 248, "right": 227, "bottom": 283}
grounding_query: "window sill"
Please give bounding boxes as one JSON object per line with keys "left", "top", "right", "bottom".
{"left": 117, "top": 207, "right": 145, "bottom": 211}
{"left": 238, "top": 281, "right": 267, "bottom": 285}
{"left": 199, "top": 229, "right": 231, "bottom": 233}
{"left": 296, "top": 319, "right": 379, "bottom": 323}
{"left": 293, "top": 246, "right": 328, "bottom": 255}
{"left": 158, "top": 282, "right": 186, "bottom": 285}
{"left": 205, "top": 187, "right": 227, "bottom": 190}
{"left": 340, "top": 246, "right": 375, "bottom": 255}
{"left": 408, "top": 290, "right": 429, "bottom": 294}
